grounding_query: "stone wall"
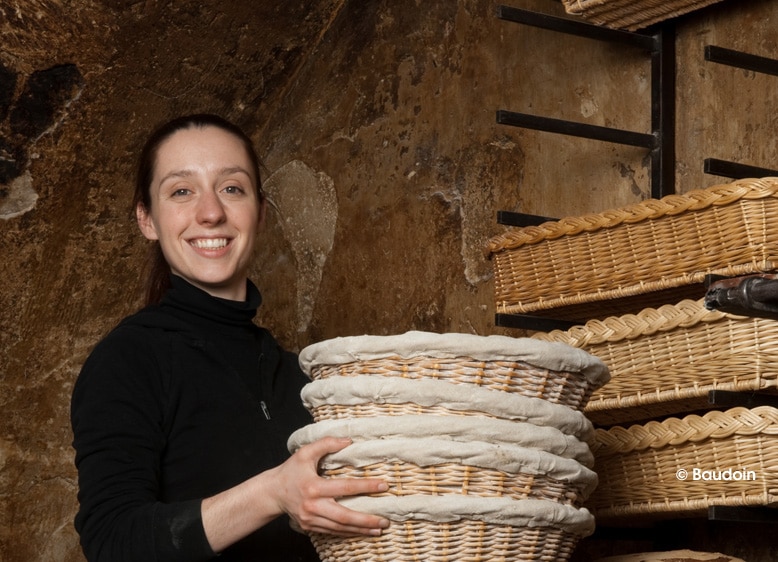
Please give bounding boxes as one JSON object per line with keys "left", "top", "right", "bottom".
{"left": 1, "top": 0, "right": 776, "bottom": 560}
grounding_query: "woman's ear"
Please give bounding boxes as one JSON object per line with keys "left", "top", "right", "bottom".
{"left": 136, "top": 203, "right": 159, "bottom": 241}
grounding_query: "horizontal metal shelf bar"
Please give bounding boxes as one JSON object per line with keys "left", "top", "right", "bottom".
{"left": 497, "top": 109, "right": 658, "bottom": 149}
{"left": 708, "top": 389, "right": 778, "bottom": 408}
{"left": 497, "top": 5, "right": 658, "bottom": 51}
{"left": 496, "top": 211, "right": 557, "bottom": 227}
{"left": 705, "top": 45, "right": 778, "bottom": 77}
{"left": 704, "top": 158, "right": 778, "bottom": 179}
{"left": 708, "top": 505, "right": 778, "bottom": 523}
{"left": 495, "top": 313, "right": 580, "bottom": 332}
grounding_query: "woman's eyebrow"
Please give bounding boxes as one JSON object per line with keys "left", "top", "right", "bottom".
{"left": 157, "top": 166, "right": 251, "bottom": 185}
{"left": 158, "top": 169, "right": 195, "bottom": 185}
{"left": 218, "top": 166, "right": 252, "bottom": 178}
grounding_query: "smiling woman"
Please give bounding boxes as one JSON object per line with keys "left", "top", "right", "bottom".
{"left": 70, "top": 114, "right": 389, "bottom": 562}
{"left": 136, "top": 124, "right": 262, "bottom": 301}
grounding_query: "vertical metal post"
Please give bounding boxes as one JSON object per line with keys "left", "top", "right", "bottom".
{"left": 651, "top": 23, "right": 676, "bottom": 198}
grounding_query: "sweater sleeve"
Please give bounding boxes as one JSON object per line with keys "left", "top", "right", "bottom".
{"left": 70, "top": 325, "right": 215, "bottom": 562}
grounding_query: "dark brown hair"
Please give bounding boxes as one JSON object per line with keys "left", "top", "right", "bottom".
{"left": 132, "top": 113, "right": 265, "bottom": 305}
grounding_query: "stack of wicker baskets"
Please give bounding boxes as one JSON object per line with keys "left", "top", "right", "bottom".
{"left": 560, "top": 0, "right": 729, "bottom": 31}
{"left": 487, "top": 177, "right": 778, "bottom": 524}
{"left": 288, "top": 331, "right": 610, "bottom": 561}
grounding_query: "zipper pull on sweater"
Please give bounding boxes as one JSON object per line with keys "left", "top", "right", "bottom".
{"left": 260, "top": 400, "right": 271, "bottom": 420}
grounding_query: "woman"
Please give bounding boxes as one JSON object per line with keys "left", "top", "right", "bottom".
{"left": 70, "top": 114, "right": 389, "bottom": 562}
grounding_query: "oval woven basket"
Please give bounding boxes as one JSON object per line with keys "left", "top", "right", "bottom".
{"left": 487, "top": 178, "right": 778, "bottom": 322}
{"left": 533, "top": 299, "right": 778, "bottom": 425}
{"left": 587, "top": 406, "right": 778, "bottom": 521}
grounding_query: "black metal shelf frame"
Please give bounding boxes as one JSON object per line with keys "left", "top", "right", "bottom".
{"left": 702, "top": 44, "right": 778, "bottom": 179}
{"left": 495, "top": 5, "right": 676, "bottom": 225}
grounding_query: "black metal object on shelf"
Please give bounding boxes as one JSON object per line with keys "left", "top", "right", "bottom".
{"left": 496, "top": 5, "right": 675, "bottom": 200}
{"left": 704, "top": 273, "right": 778, "bottom": 320}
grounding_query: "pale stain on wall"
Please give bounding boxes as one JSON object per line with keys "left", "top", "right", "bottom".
{"left": 263, "top": 160, "right": 338, "bottom": 332}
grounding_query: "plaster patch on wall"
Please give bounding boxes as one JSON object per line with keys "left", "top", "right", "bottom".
{"left": 1, "top": 170, "right": 38, "bottom": 219}
{"left": 575, "top": 85, "right": 599, "bottom": 119}
{"left": 264, "top": 160, "right": 337, "bottom": 332}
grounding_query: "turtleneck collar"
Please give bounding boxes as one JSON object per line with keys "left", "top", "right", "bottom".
{"left": 160, "top": 275, "right": 263, "bottom": 330}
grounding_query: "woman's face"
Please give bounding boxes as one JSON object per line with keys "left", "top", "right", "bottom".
{"left": 136, "top": 125, "right": 262, "bottom": 301}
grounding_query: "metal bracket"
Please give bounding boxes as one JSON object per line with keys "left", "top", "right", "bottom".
{"left": 496, "top": 5, "right": 675, "bottom": 200}
{"left": 703, "top": 45, "right": 778, "bottom": 179}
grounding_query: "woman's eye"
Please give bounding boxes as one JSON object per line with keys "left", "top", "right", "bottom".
{"left": 223, "top": 184, "right": 245, "bottom": 195}
{"left": 172, "top": 188, "right": 191, "bottom": 197}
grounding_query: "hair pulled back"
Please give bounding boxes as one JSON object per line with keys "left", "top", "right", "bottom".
{"left": 132, "top": 113, "right": 265, "bottom": 305}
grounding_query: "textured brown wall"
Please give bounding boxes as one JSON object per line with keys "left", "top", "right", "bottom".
{"left": 1, "top": 0, "right": 776, "bottom": 560}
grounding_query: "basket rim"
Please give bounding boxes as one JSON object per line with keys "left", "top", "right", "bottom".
{"left": 487, "top": 177, "right": 778, "bottom": 254}
{"left": 534, "top": 298, "right": 731, "bottom": 346}
{"left": 299, "top": 330, "right": 610, "bottom": 387}
{"left": 302, "top": 375, "right": 595, "bottom": 438}
{"left": 593, "top": 406, "right": 778, "bottom": 455}
{"left": 339, "top": 495, "right": 596, "bottom": 536}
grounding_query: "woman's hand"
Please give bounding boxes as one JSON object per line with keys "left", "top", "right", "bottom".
{"left": 269, "top": 436, "right": 390, "bottom": 536}
{"left": 202, "top": 436, "right": 389, "bottom": 553}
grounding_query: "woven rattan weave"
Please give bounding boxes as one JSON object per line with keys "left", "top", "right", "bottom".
{"left": 587, "top": 406, "right": 778, "bottom": 520}
{"left": 488, "top": 178, "right": 778, "bottom": 322}
{"left": 323, "top": 461, "right": 590, "bottom": 507}
{"left": 561, "top": 0, "right": 728, "bottom": 31}
{"left": 309, "top": 520, "right": 579, "bottom": 562}
{"left": 311, "top": 356, "right": 595, "bottom": 410}
{"left": 533, "top": 299, "right": 778, "bottom": 425}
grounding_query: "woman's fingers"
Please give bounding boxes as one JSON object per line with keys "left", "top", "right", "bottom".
{"left": 288, "top": 436, "right": 391, "bottom": 535}
{"left": 294, "top": 499, "right": 390, "bottom": 535}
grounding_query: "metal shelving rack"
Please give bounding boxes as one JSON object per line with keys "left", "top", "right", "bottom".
{"left": 494, "top": 6, "right": 778, "bottom": 528}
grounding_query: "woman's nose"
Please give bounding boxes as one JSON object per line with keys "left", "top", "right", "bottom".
{"left": 196, "top": 191, "right": 226, "bottom": 224}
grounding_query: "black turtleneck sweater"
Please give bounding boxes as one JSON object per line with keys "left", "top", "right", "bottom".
{"left": 71, "top": 276, "right": 319, "bottom": 562}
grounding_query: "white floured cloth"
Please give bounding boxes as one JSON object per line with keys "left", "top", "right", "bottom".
{"left": 318, "top": 437, "right": 599, "bottom": 498}
{"left": 338, "top": 495, "right": 596, "bottom": 536}
{"left": 301, "top": 375, "right": 595, "bottom": 440}
{"left": 298, "top": 331, "right": 610, "bottom": 388}
{"left": 287, "top": 415, "right": 594, "bottom": 466}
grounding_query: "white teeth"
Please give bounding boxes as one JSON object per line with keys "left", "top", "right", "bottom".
{"left": 192, "top": 238, "right": 228, "bottom": 249}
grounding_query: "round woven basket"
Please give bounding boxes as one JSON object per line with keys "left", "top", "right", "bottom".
{"left": 298, "top": 331, "right": 610, "bottom": 411}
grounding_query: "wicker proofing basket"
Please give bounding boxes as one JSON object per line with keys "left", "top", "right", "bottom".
{"left": 533, "top": 299, "right": 778, "bottom": 425}
{"left": 561, "top": 0, "right": 728, "bottom": 31}
{"left": 487, "top": 177, "right": 778, "bottom": 323}
{"left": 298, "top": 331, "right": 610, "bottom": 411}
{"left": 586, "top": 406, "right": 778, "bottom": 522}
